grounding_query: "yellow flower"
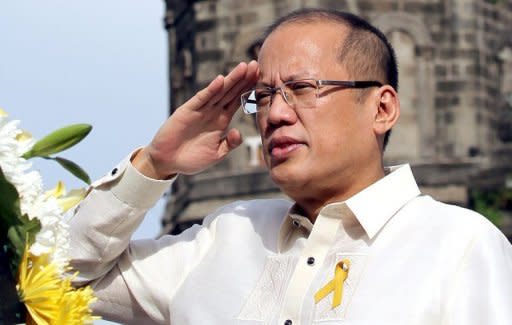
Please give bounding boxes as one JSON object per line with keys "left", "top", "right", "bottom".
{"left": 56, "top": 188, "right": 86, "bottom": 213}
{"left": 17, "top": 244, "right": 98, "bottom": 325}
{"left": 46, "top": 181, "right": 87, "bottom": 213}
{"left": 18, "top": 245, "right": 63, "bottom": 324}
{"left": 16, "top": 130, "right": 33, "bottom": 142}
{"left": 53, "top": 279, "right": 99, "bottom": 325}
{"left": 45, "top": 181, "right": 66, "bottom": 199}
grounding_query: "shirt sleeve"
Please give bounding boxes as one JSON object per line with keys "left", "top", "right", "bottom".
{"left": 68, "top": 152, "right": 219, "bottom": 324}
{"left": 442, "top": 222, "right": 512, "bottom": 325}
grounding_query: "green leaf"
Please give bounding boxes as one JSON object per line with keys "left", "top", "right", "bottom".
{"left": 7, "top": 215, "right": 40, "bottom": 252}
{"left": 51, "top": 156, "right": 91, "bottom": 185}
{"left": 19, "top": 214, "right": 41, "bottom": 245}
{"left": 0, "top": 167, "right": 22, "bottom": 241}
{"left": 22, "top": 124, "right": 92, "bottom": 159}
{"left": 0, "top": 167, "right": 41, "bottom": 275}
{"left": 7, "top": 226, "right": 25, "bottom": 267}
{"left": 7, "top": 214, "right": 41, "bottom": 275}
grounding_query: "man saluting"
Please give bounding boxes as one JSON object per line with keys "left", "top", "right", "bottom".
{"left": 69, "top": 8, "right": 512, "bottom": 325}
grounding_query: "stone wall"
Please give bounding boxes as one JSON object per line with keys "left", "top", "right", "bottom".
{"left": 162, "top": 0, "right": 512, "bottom": 234}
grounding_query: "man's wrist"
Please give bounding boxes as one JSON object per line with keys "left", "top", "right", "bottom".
{"left": 110, "top": 151, "right": 175, "bottom": 209}
{"left": 131, "top": 148, "right": 176, "bottom": 180}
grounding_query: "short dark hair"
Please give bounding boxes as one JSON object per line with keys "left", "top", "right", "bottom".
{"left": 263, "top": 8, "right": 398, "bottom": 149}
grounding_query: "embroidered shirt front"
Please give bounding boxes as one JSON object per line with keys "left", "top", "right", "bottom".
{"left": 69, "top": 161, "right": 512, "bottom": 325}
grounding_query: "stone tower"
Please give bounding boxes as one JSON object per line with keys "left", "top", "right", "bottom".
{"left": 161, "top": 0, "right": 512, "bottom": 234}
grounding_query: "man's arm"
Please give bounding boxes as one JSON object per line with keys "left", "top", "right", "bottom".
{"left": 69, "top": 160, "right": 222, "bottom": 323}
{"left": 441, "top": 223, "right": 512, "bottom": 324}
{"left": 69, "top": 154, "right": 172, "bottom": 284}
{"left": 68, "top": 61, "right": 259, "bottom": 323}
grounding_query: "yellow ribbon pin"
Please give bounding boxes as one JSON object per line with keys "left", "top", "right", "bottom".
{"left": 314, "top": 258, "right": 350, "bottom": 309}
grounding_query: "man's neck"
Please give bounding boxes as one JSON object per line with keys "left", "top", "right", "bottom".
{"left": 293, "top": 166, "right": 385, "bottom": 223}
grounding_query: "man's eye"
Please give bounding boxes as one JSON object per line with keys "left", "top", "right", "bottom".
{"left": 289, "top": 82, "right": 315, "bottom": 90}
{"left": 255, "top": 91, "right": 271, "bottom": 103}
{"left": 289, "top": 82, "right": 315, "bottom": 96}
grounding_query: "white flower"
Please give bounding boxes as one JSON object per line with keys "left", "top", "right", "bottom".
{"left": 0, "top": 111, "right": 70, "bottom": 270}
{"left": 29, "top": 195, "right": 71, "bottom": 269}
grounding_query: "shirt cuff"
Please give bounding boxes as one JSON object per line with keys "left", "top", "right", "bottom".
{"left": 109, "top": 153, "right": 176, "bottom": 209}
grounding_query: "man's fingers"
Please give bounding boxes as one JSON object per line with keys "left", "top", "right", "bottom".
{"left": 182, "top": 61, "right": 256, "bottom": 113}
{"left": 209, "top": 62, "right": 250, "bottom": 105}
{"left": 218, "top": 128, "right": 242, "bottom": 157}
{"left": 226, "top": 128, "right": 242, "bottom": 149}
{"left": 217, "top": 61, "right": 259, "bottom": 108}
{"left": 222, "top": 61, "right": 259, "bottom": 113}
{"left": 184, "top": 75, "right": 224, "bottom": 111}
{"left": 223, "top": 95, "right": 244, "bottom": 114}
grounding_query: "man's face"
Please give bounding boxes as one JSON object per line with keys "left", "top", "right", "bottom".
{"left": 256, "top": 22, "right": 379, "bottom": 200}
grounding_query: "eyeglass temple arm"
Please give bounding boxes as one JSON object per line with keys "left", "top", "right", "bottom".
{"left": 318, "top": 80, "right": 383, "bottom": 88}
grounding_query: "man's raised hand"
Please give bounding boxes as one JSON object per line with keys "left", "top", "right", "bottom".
{"left": 133, "top": 61, "right": 259, "bottom": 179}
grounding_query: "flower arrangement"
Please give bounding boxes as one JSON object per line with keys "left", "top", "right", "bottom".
{"left": 0, "top": 108, "right": 98, "bottom": 324}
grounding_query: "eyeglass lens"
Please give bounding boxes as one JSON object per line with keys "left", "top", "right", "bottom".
{"left": 242, "top": 80, "right": 318, "bottom": 114}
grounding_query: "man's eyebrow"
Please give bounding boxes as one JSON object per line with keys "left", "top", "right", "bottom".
{"left": 257, "top": 72, "right": 318, "bottom": 87}
{"left": 283, "top": 72, "right": 317, "bottom": 81}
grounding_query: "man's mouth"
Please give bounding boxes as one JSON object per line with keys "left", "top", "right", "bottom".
{"left": 268, "top": 137, "right": 305, "bottom": 159}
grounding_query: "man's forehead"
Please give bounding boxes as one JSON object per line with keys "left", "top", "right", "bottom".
{"left": 257, "top": 21, "right": 349, "bottom": 83}
{"left": 259, "top": 20, "right": 349, "bottom": 63}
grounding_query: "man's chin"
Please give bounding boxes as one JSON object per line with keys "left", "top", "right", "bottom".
{"left": 269, "top": 162, "right": 304, "bottom": 187}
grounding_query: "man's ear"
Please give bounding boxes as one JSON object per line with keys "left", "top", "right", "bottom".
{"left": 372, "top": 85, "right": 400, "bottom": 136}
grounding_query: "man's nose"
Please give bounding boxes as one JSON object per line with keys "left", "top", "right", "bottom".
{"left": 266, "top": 89, "right": 297, "bottom": 125}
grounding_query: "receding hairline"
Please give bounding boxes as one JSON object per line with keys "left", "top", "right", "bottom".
{"left": 263, "top": 15, "right": 351, "bottom": 49}
{"left": 263, "top": 16, "right": 386, "bottom": 82}
{"left": 263, "top": 10, "right": 351, "bottom": 37}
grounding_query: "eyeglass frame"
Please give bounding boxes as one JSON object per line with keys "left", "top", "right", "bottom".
{"left": 240, "top": 79, "right": 383, "bottom": 114}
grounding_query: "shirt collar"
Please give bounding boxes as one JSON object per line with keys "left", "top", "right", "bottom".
{"left": 344, "top": 164, "right": 421, "bottom": 239}
{"left": 278, "top": 164, "right": 421, "bottom": 251}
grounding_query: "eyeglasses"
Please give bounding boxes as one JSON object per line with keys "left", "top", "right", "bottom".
{"left": 240, "top": 79, "right": 383, "bottom": 114}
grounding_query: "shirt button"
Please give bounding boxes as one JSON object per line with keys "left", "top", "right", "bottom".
{"left": 111, "top": 167, "right": 118, "bottom": 176}
{"left": 307, "top": 257, "right": 315, "bottom": 266}
{"left": 284, "top": 320, "right": 293, "bottom": 325}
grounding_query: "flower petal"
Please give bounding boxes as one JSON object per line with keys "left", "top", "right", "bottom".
{"left": 55, "top": 188, "right": 86, "bottom": 212}
{"left": 45, "top": 181, "right": 66, "bottom": 199}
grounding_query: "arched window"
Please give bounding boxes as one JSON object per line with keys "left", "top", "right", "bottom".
{"left": 385, "top": 30, "right": 420, "bottom": 160}
{"left": 372, "top": 12, "right": 435, "bottom": 163}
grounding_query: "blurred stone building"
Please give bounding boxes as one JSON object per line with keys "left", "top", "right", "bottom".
{"left": 161, "top": 0, "right": 512, "bottom": 235}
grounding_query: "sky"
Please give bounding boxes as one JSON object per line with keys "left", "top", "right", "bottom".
{"left": 1, "top": 1, "right": 168, "bottom": 324}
